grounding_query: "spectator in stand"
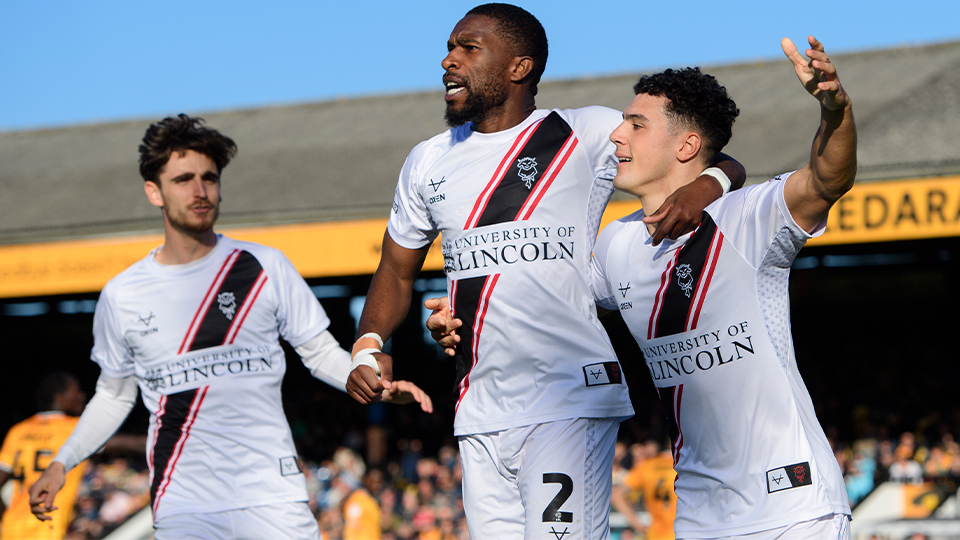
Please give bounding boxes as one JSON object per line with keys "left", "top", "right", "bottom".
{"left": 889, "top": 443, "right": 924, "bottom": 484}
{"left": 344, "top": 468, "right": 384, "bottom": 540}
{"left": 611, "top": 440, "right": 677, "bottom": 540}
{"left": 844, "top": 440, "right": 877, "bottom": 506}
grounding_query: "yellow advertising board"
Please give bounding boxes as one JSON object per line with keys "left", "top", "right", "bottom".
{"left": 2, "top": 175, "right": 959, "bottom": 299}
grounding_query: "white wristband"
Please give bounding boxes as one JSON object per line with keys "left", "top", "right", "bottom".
{"left": 350, "top": 348, "right": 382, "bottom": 377}
{"left": 702, "top": 167, "right": 732, "bottom": 194}
{"left": 358, "top": 332, "right": 384, "bottom": 349}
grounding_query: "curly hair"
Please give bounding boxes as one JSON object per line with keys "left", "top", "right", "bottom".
{"left": 466, "top": 3, "right": 548, "bottom": 96}
{"left": 633, "top": 68, "right": 739, "bottom": 163}
{"left": 138, "top": 114, "right": 237, "bottom": 183}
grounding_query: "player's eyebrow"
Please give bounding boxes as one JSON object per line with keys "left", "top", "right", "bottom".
{"left": 623, "top": 112, "right": 649, "bottom": 122}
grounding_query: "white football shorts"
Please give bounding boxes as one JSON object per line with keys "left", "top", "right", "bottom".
{"left": 459, "top": 416, "right": 621, "bottom": 540}
{"left": 680, "top": 512, "right": 850, "bottom": 540}
{"left": 153, "top": 500, "right": 321, "bottom": 540}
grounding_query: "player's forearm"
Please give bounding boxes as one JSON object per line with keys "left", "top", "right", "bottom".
{"left": 53, "top": 374, "right": 138, "bottom": 471}
{"left": 713, "top": 153, "right": 746, "bottom": 191}
{"left": 809, "top": 102, "right": 857, "bottom": 202}
{"left": 297, "top": 330, "right": 351, "bottom": 392}
{"left": 354, "top": 233, "right": 428, "bottom": 353}
{"left": 356, "top": 272, "right": 414, "bottom": 350}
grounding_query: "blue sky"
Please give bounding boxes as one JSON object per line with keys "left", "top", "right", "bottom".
{"left": 2, "top": 0, "right": 958, "bottom": 131}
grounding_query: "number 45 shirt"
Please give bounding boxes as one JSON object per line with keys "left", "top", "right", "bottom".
{"left": 590, "top": 177, "right": 850, "bottom": 538}
{"left": 0, "top": 412, "right": 84, "bottom": 540}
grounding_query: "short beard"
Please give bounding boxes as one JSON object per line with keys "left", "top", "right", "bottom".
{"left": 166, "top": 204, "right": 219, "bottom": 238}
{"left": 444, "top": 76, "right": 507, "bottom": 128}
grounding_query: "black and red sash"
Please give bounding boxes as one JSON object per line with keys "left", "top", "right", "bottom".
{"left": 453, "top": 113, "right": 577, "bottom": 410}
{"left": 150, "top": 387, "right": 207, "bottom": 514}
{"left": 178, "top": 250, "right": 268, "bottom": 354}
{"left": 648, "top": 214, "right": 724, "bottom": 340}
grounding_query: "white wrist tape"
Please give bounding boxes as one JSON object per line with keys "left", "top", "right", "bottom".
{"left": 358, "top": 332, "right": 384, "bottom": 349}
{"left": 350, "top": 348, "right": 382, "bottom": 377}
{"left": 702, "top": 167, "right": 732, "bottom": 194}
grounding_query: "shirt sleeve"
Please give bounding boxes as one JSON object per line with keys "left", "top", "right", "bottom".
{"left": 564, "top": 106, "right": 622, "bottom": 182}
{"left": 90, "top": 284, "right": 137, "bottom": 378}
{"left": 271, "top": 251, "right": 331, "bottom": 348}
{"left": 705, "top": 172, "right": 823, "bottom": 269}
{"left": 0, "top": 427, "right": 17, "bottom": 471}
{"left": 386, "top": 141, "right": 441, "bottom": 249}
{"left": 590, "top": 222, "right": 620, "bottom": 311}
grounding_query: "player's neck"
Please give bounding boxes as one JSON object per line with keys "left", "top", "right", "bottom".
{"left": 472, "top": 93, "right": 536, "bottom": 134}
{"left": 639, "top": 168, "right": 702, "bottom": 236}
{"left": 156, "top": 224, "right": 218, "bottom": 265}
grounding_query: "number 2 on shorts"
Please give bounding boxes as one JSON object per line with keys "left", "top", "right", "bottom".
{"left": 541, "top": 473, "right": 573, "bottom": 523}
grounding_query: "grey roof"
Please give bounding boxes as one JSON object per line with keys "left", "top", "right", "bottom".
{"left": 3, "top": 40, "right": 960, "bottom": 245}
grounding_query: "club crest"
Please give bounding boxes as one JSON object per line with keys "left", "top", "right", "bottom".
{"left": 516, "top": 157, "right": 538, "bottom": 189}
{"left": 217, "top": 291, "right": 237, "bottom": 320}
{"left": 675, "top": 264, "right": 694, "bottom": 298}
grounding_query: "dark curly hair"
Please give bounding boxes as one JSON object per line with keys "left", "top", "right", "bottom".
{"left": 466, "top": 3, "right": 548, "bottom": 96}
{"left": 138, "top": 114, "right": 237, "bottom": 183}
{"left": 633, "top": 67, "right": 739, "bottom": 163}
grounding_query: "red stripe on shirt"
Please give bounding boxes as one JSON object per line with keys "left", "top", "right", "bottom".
{"left": 455, "top": 274, "right": 500, "bottom": 416}
{"left": 463, "top": 120, "right": 542, "bottom": 230}
{"left": 178, "top": 250, "right": 239, "bottom": 354}
{"left": 152, "top": 386, "right": 208, "bottom": 517}
{"left": 673, "top": 384, "right": 685, "bottom": 466}
{"left": 223, "top": 271, "right": 268, "bottom": 345}
{"left": 148, "top": 396, "right": 167, "bottom": 485}
{"left": 686, "top": 230, "right": 724, "bottom": 331}
{"left": 648, "top": 253, "right": 680, "bottom": 340}
{"left": 518, "top": 134, "right": 578, "bottom": 220}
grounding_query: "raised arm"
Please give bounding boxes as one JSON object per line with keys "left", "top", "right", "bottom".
{"left": 345, "top": 231, "right": 430, "bottom": 405}
{"left": 781, "top": 36, "right": 857, "bottom": 232}
{"left": 643, "top": 154, "right": 746, "bottom": 244}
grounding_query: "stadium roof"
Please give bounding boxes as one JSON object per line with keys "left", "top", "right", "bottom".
{"left": 2, "top": 40, "right": 960, "bottom": 246}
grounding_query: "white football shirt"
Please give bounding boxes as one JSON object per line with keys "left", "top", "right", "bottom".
{"left": 92, "top": 235, "right": 329, "bottom": 521}
{"left": 389, "top": 107, "right": 635, "bottom": 435}
{"left": 591, "top": 176, "right": 850, "bottom": 537}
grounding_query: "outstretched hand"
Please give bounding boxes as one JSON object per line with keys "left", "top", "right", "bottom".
{"left": 345, "top": 352, "right": 394, "bottom": 405}
{"left": 383, "top": 380, "right": 434, "bottom": 413}
{"left": 29, "top": 462, "right": 66, "bottom": 522}
{"left": 781, "top": 36, "right": 850, "bottom": 111}
{"left": 424, "top": 297, "right": 461, "bottom": 356}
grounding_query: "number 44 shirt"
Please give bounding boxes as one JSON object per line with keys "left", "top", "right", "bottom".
{"left": 590, "top": 176, "right": 850, "bottom": 538}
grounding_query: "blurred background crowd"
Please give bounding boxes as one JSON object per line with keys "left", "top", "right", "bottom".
{"left": 18, "top": 424, "right": 957, "bottom": 539}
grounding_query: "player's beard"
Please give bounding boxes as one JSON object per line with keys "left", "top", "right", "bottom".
{"left": 164, "top": 201, "right": 219, "bottom": 237}
{"left": 444, "top": 74, "right": 508, "bottom": 128}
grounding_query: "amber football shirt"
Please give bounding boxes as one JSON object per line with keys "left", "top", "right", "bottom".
{"left": 0, "top": 412, "right": 85, "bottom": 540}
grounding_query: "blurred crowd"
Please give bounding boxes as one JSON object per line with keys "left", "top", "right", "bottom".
{"left": 308, "top": 441, "right": 467, "bottom": 540}
{"left": 64, "top": 458, "right": 150, "bottom": 539}
{"left": 34, "top": 428, "right": 960, "bottom": 539}
{"left": 833, "top": 431, "right": 960, "bottom": 507}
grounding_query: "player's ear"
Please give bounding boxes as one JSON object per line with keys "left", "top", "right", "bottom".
{"left": 144, "top": 180, "right": 164, "bottom": 208}
{"left": 677, "top": 132, "right": 702, "bottom": 163}
{"left": 510, "top": 56, "right": 534, "bottom": 83}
